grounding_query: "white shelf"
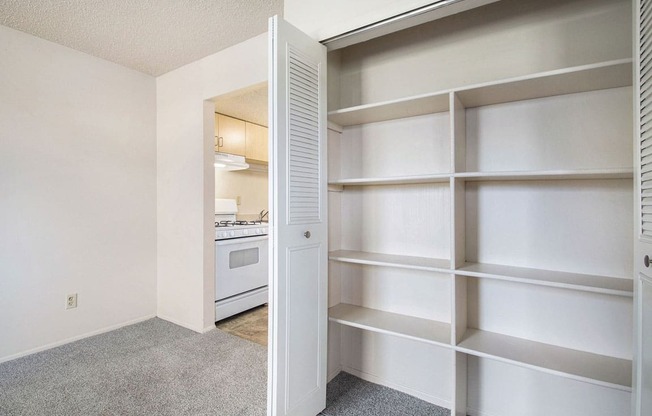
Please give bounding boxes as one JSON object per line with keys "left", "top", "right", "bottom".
{"left": 328, "top": 168, "right": 632, "bottom": 187}
{"left": 328, "top": 173, "right": 450, "bottom": 186}
{"left": 329, "top": 250, "right": 450, "bottom": 273}
{"left": 456, "top": 329, "right": 632, "bottom": 391}
{"left": 455, "top": 168, "right": 633, "bottom": 181}
{"left": 456, "top": 263, "right": 633, "bottom": 297}
{"left": 455, "top": 59, "right": 633, "bottom": 108}
{"left": 327, "top": 59, "right": 632, "bottom": 127}
{"left": 329, "top": 303, "right": 451, "bottom": 347}
{"left": 328, "top": 91, "right": 449, "bottom": 127}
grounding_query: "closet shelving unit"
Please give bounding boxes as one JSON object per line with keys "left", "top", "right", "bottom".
{"left": 327, "top": 58, "right": 634, "bottom": 414}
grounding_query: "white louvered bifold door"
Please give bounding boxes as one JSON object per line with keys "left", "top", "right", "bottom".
{"left": 635, "top": 0, "right": 652, "bottom": 415}
{"left": 642, "top": 0, "right": 652, "bottom": 238}
{"left": 267, "top": 15, "right": 328, "bottom": 416}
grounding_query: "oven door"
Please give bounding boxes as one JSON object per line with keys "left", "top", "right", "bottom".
{"left": 215, "top": 235, "right": 268, "bottom": 301}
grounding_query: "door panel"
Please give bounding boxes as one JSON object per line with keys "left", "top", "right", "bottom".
{"left": 287, "top": 245, "right": 322, "bottom": 408}
{"left": 642, "top": 276, "right": 652, "bottom": 413}
{"left": 268, "top": 15, "right": 328, "bottom": 416}
{"left": 635, "top": 0, "right": 652, "bottom": 414}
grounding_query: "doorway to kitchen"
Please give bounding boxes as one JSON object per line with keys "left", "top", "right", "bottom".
{"left": 212, "top": 82, "right": 270, "bottom": 350}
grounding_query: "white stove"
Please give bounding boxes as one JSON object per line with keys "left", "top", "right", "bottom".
{"left": 214, "top": 199, "right": 269, "bottom": 321}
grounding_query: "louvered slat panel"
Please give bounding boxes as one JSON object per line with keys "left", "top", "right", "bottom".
{"left": 642, "top": 128, "right": 652, "bottom": 142}
{"left": 643, "top": 0, "right": 652, "bottom": 22}
{"left": 287, "top": 47, "right": 321, "bottom": 224}
{"left": 643, "top": 0, "right": 652, "bottom": 237}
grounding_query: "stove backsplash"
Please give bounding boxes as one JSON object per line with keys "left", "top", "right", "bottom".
{"left": 215, "top": 166, "right": 268, "bottom": 222}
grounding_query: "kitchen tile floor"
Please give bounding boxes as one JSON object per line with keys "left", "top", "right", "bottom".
{"left": 215, "top": 304, "right": 268, "bottom": 346}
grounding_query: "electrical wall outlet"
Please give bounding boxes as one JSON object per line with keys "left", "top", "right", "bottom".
{"left": 236, "top": 196, "right": 241, "bottom": 205}
{"left": 66, "top": 293, "right": 78, "bottom": 309}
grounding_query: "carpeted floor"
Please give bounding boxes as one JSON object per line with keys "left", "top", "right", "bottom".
{"left": 0, "top": 318, "right": 267, "bottom": 416}
{"left": 321, "top": 372, "right": 450, "bottom": 416}
{"left": 0, "top": 318, "right": 451, "bottom": 416}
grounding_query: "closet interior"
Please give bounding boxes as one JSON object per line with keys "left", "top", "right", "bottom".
{"left": 325, "top": 0, "right": 635, "bottom": 415}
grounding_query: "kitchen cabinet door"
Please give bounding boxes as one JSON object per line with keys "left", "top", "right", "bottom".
{"left": 246, "top": 122, "right": 268, "bottom": 163}
{"left": 215, "top": 113, "right": 246, "bottom": 156}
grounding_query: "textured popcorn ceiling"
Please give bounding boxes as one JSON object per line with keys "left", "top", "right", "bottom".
{"left": 0, "top": 0, "right": 283, "bottom": 76}
{"left": 214, "top": 82, "right": 268, "bottom": 126}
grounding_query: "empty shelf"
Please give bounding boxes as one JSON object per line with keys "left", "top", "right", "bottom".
{"left": 329, "top": 174, "right": 451, "bottom": 186}
{"left": 454, "top": 168, "right": 633, "bottom": 181}
{"left": 329, "top": 250, "right": 450, "bottom": 273}
{"left": 327, "top": 60, "right": 632, "bottom": 126}
{"left": 329, "top": 303, "right": 451, "bottom": 347}
{"left": 328, "top": 91, "right": 450, "bottom": 126}
{"left": 455, "top": 59, "right": 633, "bottom": 108}
{"left": 456, "top": 262, "right": 633, "bottom": 297}
{"left": 457, "top": 329, "right": 632, "bottom": 391}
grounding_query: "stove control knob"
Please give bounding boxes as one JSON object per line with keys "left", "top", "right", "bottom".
{"left": 220, "top": 232, "right": 226, "bottom": 238}
{"left": 243, "top": 229, "right": 249, "bottom": 235}
{"left": 256, "top": 228, "right": 261, "bottom": 234}
{"left": 229, "top": 231, "right": 235, "bottom": 237}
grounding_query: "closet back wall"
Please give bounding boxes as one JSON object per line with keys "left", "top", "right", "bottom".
{"left": 331, "top": 0, "right": 631, "bottom": 109}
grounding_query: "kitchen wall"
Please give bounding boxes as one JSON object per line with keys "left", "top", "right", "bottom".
{"left": 215, "top": 169, "right": 268, "bottom": 220}
{"left": 0, "top": 25, "right": 157, "bottom": 362}
{"left": 157, "top": 33, "right": 267, "bottom": 332}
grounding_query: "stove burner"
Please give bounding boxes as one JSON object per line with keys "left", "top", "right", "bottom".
{"left": 215, "top": 220, "right": 264, "bottom": 227}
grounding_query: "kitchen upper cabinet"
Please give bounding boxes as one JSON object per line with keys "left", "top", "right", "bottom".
{"left": 245, "top": 122, "right": 268, "bottom": 163}
{"left": 215, "top": 113, "right": 246, "bottom": 156}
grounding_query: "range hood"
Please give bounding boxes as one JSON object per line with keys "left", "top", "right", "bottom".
{"left": 214, "top": 152, "right": 249, "bottom": 171}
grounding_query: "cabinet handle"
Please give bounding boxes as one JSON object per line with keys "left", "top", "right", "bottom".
{"left": 645, "top": 255, "right": 650, "bottom": 268}
{"left": 304, "top": 231, "right": 311, "bottom": 239}
{"left": 218, "top": 137, "right": 223, "bottom": 148}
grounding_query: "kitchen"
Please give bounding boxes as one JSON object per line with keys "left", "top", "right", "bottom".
{"left": 212, "top": 83, "right": 270, "bottom": 342}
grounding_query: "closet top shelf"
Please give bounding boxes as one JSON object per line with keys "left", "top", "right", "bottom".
{"left": 328, "top": 168, "right": 633, "bottom": 186}
{"left": 327, "top": 59, "right": 633, "bottom": 127}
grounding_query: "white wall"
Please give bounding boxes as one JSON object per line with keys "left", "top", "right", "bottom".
{"left": 215, "top": 169, "right": 268, "bottom": 219}
{"left": 157, "top": 33, "right": 267, "bottom": 332}
{"left": 0, "top": 25, "right": 157, "bottom": 362}
{"left": 284, "top": 0, "right": 436, "bottom": 41}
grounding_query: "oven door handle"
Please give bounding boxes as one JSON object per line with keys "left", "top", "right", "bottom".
{"left": 215, "top": 235, "right": 269, "bottom": 245}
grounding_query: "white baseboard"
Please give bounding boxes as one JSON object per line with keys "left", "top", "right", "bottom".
{"left": 342, "top": 366, "right": 452, "bottom": 410}
{"left": 0, "top": 314, "right": 156, "bottom": 364}
{"left": 328, "top": 366, "right": 342, "bottom": 382}
{"left": 466, "top": 407, "right": 499, "bottom": 416}
{"left": 201, "top": 325, "right": 216, "bottom": 334}
{"left": 156, "top": 314, "right": 205, "bottom": 333}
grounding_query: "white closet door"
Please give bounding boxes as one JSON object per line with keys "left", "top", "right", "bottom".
{"left": 267, "top": 15, "right": 328, "bottom": 416}
{"left": 635, "top": 0, "right": 652, "bottom": 415}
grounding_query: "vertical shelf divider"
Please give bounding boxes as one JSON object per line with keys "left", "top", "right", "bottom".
{"left": 450, "top": 91, "right": 468, "bottom": 416}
